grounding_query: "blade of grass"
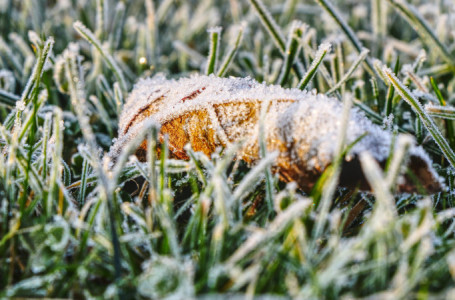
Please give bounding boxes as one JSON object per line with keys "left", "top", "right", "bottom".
{"left": 247, "top": 0, "right": 304, "bottom": 79}
{"left": 386, "top": 0, "right": 454, "bottom": 68}
{"left": 278, "top": 21, "right": 305, "bottom": 86}
{"left": 384, "top": 56, "right": 400, "bottom": 117}
{"left": 313, "top": 94, "right": 351, "bottom": 240}
{"left": 430, "top": 77, "right": 455, "bottom": 148}
{"left": 360, "top": 152, "right": 397, "bottom": 225}
{"left": 383, "top": 66, "right": 455, "bottom": 168}
{"left": 426, "top": 105, "right": 455, "bottom": 120}
{"left": 225, "top": 198, "right": 311, "bottom": 267}
{"left": 385, "top": 134, "right": 413, "bottom": 190}
{"left": 297, "top": 43, "right": 331, "bottom": 90}
{"left": 64, "top": 47, "right": 122, "bottom": 282}
{"left": 15, "top": 37, "right": 54, "bottom": 131}
{"left": 206, "top": 27, "right": 222, "bottom": 75}
{"left": 41, "top": 112, "right": 51, "bottom": 182}
{"left": 73, "top": 21, "right": 127, "bottom": 93}
{"left": 327, "top": 48, "right": 369, "bottom": 94}
{"left": 79, "top": 158, "right": 90, "bottom": 205}
{"left": 46, "top": 107, "right": 63, "bottom": 217}
{"left": 0, "top": 89, "right": 18, "bottom": 107}
{"left": 314, "top": 0, "right": 376, "bottom": 77}
{"left": 217, "top": 25, "right": 244, "bottom": 77}
{"left": 259, "top": 100, "right": 276, "bottom": 215}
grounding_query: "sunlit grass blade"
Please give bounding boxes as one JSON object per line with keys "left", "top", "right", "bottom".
{"left": 313, "top": 94, "right": 351, "bottom": 240}
{"left": 383, "top": 66, "right": 455, "bottom": 167}
{"left": 225, "top": 198, "right": 311, "bottom": 267}
{"left": 206, "top": 27, "right": 221, "bottom": 75}
{"left": 64, "top": 46, "right": 123, "bottom": 281}
{"left": 385, "top": 134, "right": 412, "bottom": 190}
{"left": 360, "top": 152, "right": 397, "bottom": 225}
{"left": 248, "top": 0, "right": 304, "bottom": 79}
{"left": 314, "top": 0, "right": 376, "bottom": 76}
{"left": 385, "top": 56, "right": 400, "bottom": 117}
{"left": 297, "top": 43, "right": 331, "bottom": 90}
{"left": 73, "top": 21, "right": 127, "bottom": 93}
{"left": 430, "top": 77, "right": 455, "bottom": 148}
{"left": 327, "top": 48, "right": 369, "bottom": 94}
{"left": 217, "top": 24, "right": 244, "bottom": 77}
{"left": 426, "top": 105, "right": 455, "bottom": 121}
{"left": 386, "top": 0, "right": 454, "bottom": 68}
{"left": 278, "top": 21, "right": 305, "bottom": 86}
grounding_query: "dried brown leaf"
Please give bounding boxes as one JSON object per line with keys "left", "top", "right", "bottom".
{"left": 109, "top": 74, "right": 443, "bottom": 193}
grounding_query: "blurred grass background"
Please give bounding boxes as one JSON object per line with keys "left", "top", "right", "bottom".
{"left": 1, "top": 0, "right": 455, "bottom": 298}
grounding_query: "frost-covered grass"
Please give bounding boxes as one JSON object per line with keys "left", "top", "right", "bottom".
{"left": 1, "top": 0, "right": 455, "bottom": 298}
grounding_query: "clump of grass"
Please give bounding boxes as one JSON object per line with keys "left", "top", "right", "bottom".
{"left": 1, "top": 0, "right": 455, "bottom": 299}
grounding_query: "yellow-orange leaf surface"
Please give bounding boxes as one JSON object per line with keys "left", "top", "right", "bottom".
{"left": 109, "top": 75, "right": 443, "bottom": 193}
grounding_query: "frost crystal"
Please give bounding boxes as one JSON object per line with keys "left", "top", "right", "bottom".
{"left": 16, "top": 100, "right": 25, "bottom": 111}
{"left": 111, "top": 74, "right": 443, "bottom": 192}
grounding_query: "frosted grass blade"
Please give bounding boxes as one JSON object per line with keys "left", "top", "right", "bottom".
{"left": 327, "top": 48, "right": 369, "bottom": 94}
{"left": 278, "top": 21, "right": 305, "bottom": 86}
{"left": 16, "top": 37, "right": 53, "bottom": 122}
{"left": 248, "top": 0, "right": 304, "bottom": 79}
{"left": 387, "top": 0, "right": 454, "bottom": 67}
{"left": 0, "top": 36, "right": 23, "bottom": 78}
{"left": 385, "top": 56, "right": 400, "bottom": 117}
{"left": 41, "top": 112, "right": 51, "bottom": 181}
{"left": 232, "top": 152, "right": 278, "bottom": 202}
{"left": 206, "top": 27, "right": 221, "bottom": 75}
{"left": 313, "top": 94, "right": 351, "bottom": 241}
{"left": 426, "top": 105, "right": 455, "bottom": 121}
{"left": 226, "top": 198, "right": 311, "bottom": 266}
{"left": 430, "top": 77, "right": 455, "bottom": 147}
{"left": 217, "top": 25, "right": 244, "bottom": 77}
{"left": 0, "top": 89, "right": 18, "bottom": 107}
{"left": 297, "top": 43, "right": 331, "bottom": 90}
{"left": 314, "top": 0, "right": 376, "bottom": 76}
{"left": 109, "top": 2, "right": 126, "bottom": 50}
{"left": 385, "top": 134, "right": 413, "bottom": 190}
{"left": 247, "top": 0, "right": 285, "bottom": 52}
{"left": 360, "top": 152, "right": 397, "bottom": 225}
{"left": 73, "top": 21, "right": 127, "bottom": 93}
{"left": 383, "top": 66, "right": 455, "bottom": 168}
{"left": 46, "top": 108, "right": 63, "bottom": 217}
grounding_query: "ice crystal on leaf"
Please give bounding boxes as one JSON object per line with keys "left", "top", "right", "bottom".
{"left": 110, "top": 74, "right": 443, "bottom": 193}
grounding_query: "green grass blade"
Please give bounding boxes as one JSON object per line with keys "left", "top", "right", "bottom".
{"left": 387, "top": 0, "right": 454, "bottom": 68}
{"left": 0, "top": 89, "right": 18, "bottom": 107}
{"left": 73, "top": 21, "right": 128, "bottom": 93}
{"left": 383, "top": 66, "right": 455, "bottom": 167}
{"left": 248, "top": 0, "right": 304, "bottom": 79}
{"left": 278, "top": 21, "right": 305, "bottom": 86}
{"left": 327, "top": 48, "right": 369, "bottom": 94}
{"left": 206, "top": 27, "right": 221, "bottom": 75}
{"left": 426, "top": 105, "right": 455, "bottom": 121}
{"left": 384, "top": 56, "right": 400, "bottom": 117}
{"left": 217, "top": 25, "right": 244, "bottom": 77}
{"left": 314, "top": 0, "right": 376, "bottom": 77}
{"left": 297, "top": 43, "right": 331, "bottom": 90}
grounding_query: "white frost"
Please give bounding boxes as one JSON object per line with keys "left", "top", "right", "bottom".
{"left": 110, "top": 74, "right": 442, "bottom": 188}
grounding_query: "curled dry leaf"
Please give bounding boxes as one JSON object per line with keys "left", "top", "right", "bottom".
{"left": 109, "top": 74, "right": 443, "bottom": 193}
